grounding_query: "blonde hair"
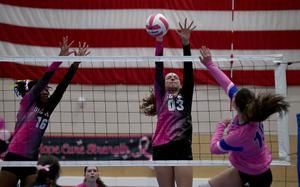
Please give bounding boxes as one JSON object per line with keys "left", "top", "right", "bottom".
{"left": 140, "top": 89, "right": 156, "bottom": 116}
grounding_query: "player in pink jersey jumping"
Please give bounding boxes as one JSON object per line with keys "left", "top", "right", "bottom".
{"left": 198, "top": 46, "right": 289, "bottom": 187}
{"left": 0, "top": 36, "right": 90, "bottom": 187}
{"left": 141, "top": 18, "right": 196, "bottom": 187}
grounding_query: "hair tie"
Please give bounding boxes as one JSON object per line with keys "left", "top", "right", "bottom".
{"left": 37, "top": 164, "right": 51, "bottom": 172}
{"left": 25, "top": 80, "right": 30, "bottom": 91}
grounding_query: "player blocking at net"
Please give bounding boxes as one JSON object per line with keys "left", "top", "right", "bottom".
{"left": 198, "top": 46, "right": 289, "bottom": 187}
{"left": 0, "top": 36, "right": 91, "bottom": 187}
{"left": 141, "top": 17, "right": 196, "bottom": 187}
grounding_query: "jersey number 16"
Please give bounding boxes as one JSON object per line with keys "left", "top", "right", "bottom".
{"left": 36, "top": 116, "right": 48, "bottom": 130}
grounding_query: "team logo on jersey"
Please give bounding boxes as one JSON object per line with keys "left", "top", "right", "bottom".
{"left": 34, "top": 107, "right": 49, "bottom": 117}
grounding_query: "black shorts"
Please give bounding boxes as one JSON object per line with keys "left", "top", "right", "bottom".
{"left": 0, "top": 140, "right": 8, "bottom": 153}
{"left": 152, "top": 139, "right": 192, "bottom": 160}
{"left": 239, "top": 169, "right": 272, "bottom": 187}
{"left": 1, "top": 152, "right": 37, "bottom": 180}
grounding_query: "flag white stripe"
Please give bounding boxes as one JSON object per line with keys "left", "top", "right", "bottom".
{"left": 234, "top": 10, "right": 300, "bottom": 31}
{"left": 1, "top": 3, "right": 300, "bottom": 31}
{"left": 1, "top": 41, "right": 300, "bottom": 63}
{"left": 0, "top": 3, "right": 232, "bottom": 30}
{"left": 0, "top": 42, "right": 299, "bottom": 69}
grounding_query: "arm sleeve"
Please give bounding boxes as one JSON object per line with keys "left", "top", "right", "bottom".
{"left": 181, "top": 44, "right": 194, "bottom": 107}
{"left": 22, "top": 61, "right": 62, "bottom": 109}
{"left": 154, "top": 41, "right": 165, "bottom": 111}
{"left": 210, "top": 122, "right": 227, "bottom": 154}
{"left": 204, "top": 60, "right": 238, "bottom": 100}
{"left": 211, "top": 122, "right": 244, "bottom": 154}
{"left": 47, "top": 63, "right": 79, "bottom": 114}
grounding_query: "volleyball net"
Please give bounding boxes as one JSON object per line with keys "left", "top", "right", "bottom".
{"left": 0, "top": 55, "right": 291, "bottom": 166}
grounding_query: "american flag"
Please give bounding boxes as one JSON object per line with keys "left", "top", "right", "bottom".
{"left": 0, "top": 0, "right": 299, "bottom": 85}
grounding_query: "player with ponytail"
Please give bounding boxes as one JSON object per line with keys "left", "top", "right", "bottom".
{"left": 198, "top": 46, "right": 289, "bottom": 187}
{"left": 26, "top": 155, "right": 61, "bottom": 187}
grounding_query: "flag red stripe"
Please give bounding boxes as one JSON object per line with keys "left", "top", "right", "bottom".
{"left": 0, "top": 23, "right": 232, "bottom": 49}
{"left": 235, "top": 0, "right": 300, "bottom": 10}
{"left": 1, "top": 62, "right": 299, "bottom": 86}
{"left": 234, "top": 31, "right": 300, "bottom": 50}
{"left": 2, "top": 0, "right": 300, "bottom": 10}
{"left": 1, "top": 23, "right": 300, "bottom": 50}
{"left": 0, "top": 0, "right": 231, "bottom": 10}
{"left": 0, "top": 0, "right": 300, "bottom": 10}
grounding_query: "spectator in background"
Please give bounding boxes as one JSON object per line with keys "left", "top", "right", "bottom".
{"left": 25, "top": 154, "right": 61, "bottom": 187}
{"left": 76, "top": 166, "right": 107, "bottom": 187}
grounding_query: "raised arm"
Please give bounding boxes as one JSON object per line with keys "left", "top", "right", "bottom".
{"left": 199, "top": 46, "right": 238, "bottom": 100}
{"left": 176, "top": 18, "right": 196, "bottom": 104}
{"left": 154, "top": 37, "right": 165, "bottom": 109}
{"left": 48, "top": 42, "right": 90, "bottom": 114}
{"left": 22, "top": 37, "right": 75, "bottom": 108}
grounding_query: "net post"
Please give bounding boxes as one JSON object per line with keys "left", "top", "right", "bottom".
{"left": 274, "top": 61, "right": 290, "bottom": 162}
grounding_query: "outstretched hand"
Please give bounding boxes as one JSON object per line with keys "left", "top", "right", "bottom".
{"left": 199, "top": 46, "right": 212, "bottom": 64}
{"left": 72, "top": 42, "right": 91, "bottom": 67}
{"left": 59, "top": 36, "right": 75, "bottom": 56}
{"left": 176, "top": 18, "right": 196, "bottom": 46}
{"left": 74, "top": 42, "right": 91, "bottom": 56}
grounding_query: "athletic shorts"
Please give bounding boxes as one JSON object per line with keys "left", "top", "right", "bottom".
{"left": 1, "top": 152, "right": 37, "bottom": 180}
{"left": 0, "top": 140, "right": 8, "bottom": 153}
{"left": 239, "top": 168, "right": 272, "bottom": 187}
{"left": 152, "top": 139, "right": 192, "bottom": 160}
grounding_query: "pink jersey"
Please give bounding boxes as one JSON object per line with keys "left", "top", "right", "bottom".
{"left": 8, "top": 61, "right": 80, "bottom": 159}
{"left": 8, "top": 62, "right": 62, "bottom": 159}
{"left": 76, "top": 183, "right": 86, "bottom": 187}
{"left": 204, "top": 57, "right": 271, "bottom": 175}
{"left": 76, "top": 182, "right": 103, "bottom": 187}
{"left": 211, "top": 116, "right": 272, "bottom": 175}
{"left": 152, "top": 41, "right": 194, "bottom": 146}
{"left": 0, "top": 116, "right": 5, "bottom": 129}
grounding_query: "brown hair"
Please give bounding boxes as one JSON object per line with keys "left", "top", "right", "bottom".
{"left": 84, "top": 166, "right": 107, "bottom": 187}
{"left": 14, "top": 79, "right": 38, "bottom": 97}
{"left": 35, "top": 155, "right": 61, "bottom": 186}
{"left": 140, "top": 89, "right": 156, "bottom": 116}
{"left": 234, "top": 88, "right": 289, "bottom": 122}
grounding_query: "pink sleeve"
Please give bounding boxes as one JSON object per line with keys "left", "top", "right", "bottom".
{"left": 47, "top": 61, "right": 62, "bottom": 72}
{"left": 0, "top": 116, "right": 5, "bottom": 129}
{"left": 75, "top": 183, "right": 85, "bottom": 187}
{"left": 212, "top": 123, "right": 245, "bottom": 153}
{"left": 204, "top": 60, "right": 238, "bottom": 99}
{"left": 210, "top": 122, "right": 227, "bottom": 154}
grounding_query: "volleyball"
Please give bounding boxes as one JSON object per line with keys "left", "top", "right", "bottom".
{"left": 145, "top": 13, "right": 169, "bottom": 37}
